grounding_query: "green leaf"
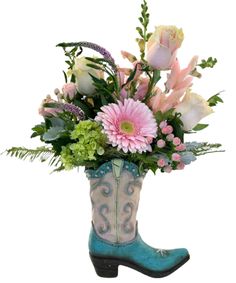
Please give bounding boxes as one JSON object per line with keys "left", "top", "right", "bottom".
{"left": 207, "top": 92, "right": 224, "bottom": 107}
{"left": 192, "top": 124, "right": 209, "bottom": 131}
{"left": 43, "top": 102, "right": 59, "bottom": 108}
{"left": 49, "top": 117, "right": 65, "bottom": 128}
{"left": 70, "top": 74, "right": 76, "bottom": 83}
{"left": 152, "top": 69, "right": 161, "bottom": 85}
{"left": 198, "top": 57, "right": 217, "bottom": 69}
{"left": 63, "top": 71, "right": 68, "bottom": 83}
{"left": 43, "top": 126, "right": 66, "bottom": 141}
{"left": 31, "top": 123, "right": 46, "bottom": 138}
{"left": 122, "top": 64, "right": 138, "bottom": 87}
{"left": 136, "top": 27, "right": 143, "bottom": 37}
{"left": 100, "top": 93, "right": 108, "bottom": 106}
{"left": 155, "top": 109, "right": 175, "bottom": 123}
{"left": 86, "top": 63, "right": 103, "bottom": 71}
{"left": 73, "top": 99, "right": 93, "bottom": 118}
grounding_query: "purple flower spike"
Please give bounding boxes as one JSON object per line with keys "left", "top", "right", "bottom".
{"left": 60, "top": 103, "right": 85, "bottom": 120}
{"left": 57, "top": 41, "right": 117, "bottom": 73}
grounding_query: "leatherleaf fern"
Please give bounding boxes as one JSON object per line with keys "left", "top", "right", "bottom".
{"left": 4, "top": 146, "right": 61, "bottom": 168}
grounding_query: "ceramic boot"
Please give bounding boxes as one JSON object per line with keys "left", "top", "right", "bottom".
{"left": 86, "top": 159, "right": 189, "bottom": 278}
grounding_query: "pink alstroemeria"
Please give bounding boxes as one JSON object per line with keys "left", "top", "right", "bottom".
{"left": 166, "top": 56, "right": 198, "bottom": 92}
{"left": 121, "top": 50, "right": 137, "bottom": 63}
{"left": 38, "top": 95, "right": 63, "bottom": 117}
{"left": 149, "top": 86, "right": 190, "bottom": 114}
{"left": 134, "top": 77, "right": 149, "bottom": 101}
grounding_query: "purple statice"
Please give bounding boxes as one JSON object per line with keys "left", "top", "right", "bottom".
{"left": 57, "top": 41, "right": 117, "bottom": 73}
{"left": 60, "top": 103, "right": 85, "bottom": 120}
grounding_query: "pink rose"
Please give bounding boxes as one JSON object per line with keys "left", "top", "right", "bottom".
{"left": 62, "top": 83, "right": 77, "bottom": 100}
{"left": 147, "top": 26, "right": 184, "bottom": 70}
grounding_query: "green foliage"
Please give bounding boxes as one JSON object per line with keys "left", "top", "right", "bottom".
{"left": 4, "top": 146, "right": 61, "bottom": 166}
{"left": 73, "top": 99, "right": 94, "bottom": 118}
{"left": 40, "top": 114, "right": 75, "bottom": 143}
{"left": 122, "top": 64, "right": 139, "bottom": 88}
{"left": 207, "top": 92, "right": 224, "bottom": 107}
{"left": 60, "top": 121, "right": 107, "bottom": 170}
{"left": 136, "top": 0, "right": 150, "bottom": 60}
{"left": 43, "top": 126, "right": 67, "bottom": 141}
{"left": 185, "top": 142, "right": 224, "bottom": 156}
{"left": 85, "top": 57, "right": 119, "bottom": 97}
{"left": 198, "top": 57, "right": 217, "bottom": 69}
{"left": 192, "top": 123, "right": 209, "bottom": 131}
{"left": 31, "top": 123, "right": 46, "bottom": 138}
{"left": 144, "top": 69, "right": 161, "bottom": 102}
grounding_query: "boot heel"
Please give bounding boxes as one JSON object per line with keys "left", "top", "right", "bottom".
{"left": 90, "top": 254, "right": 119, "bottom": 278}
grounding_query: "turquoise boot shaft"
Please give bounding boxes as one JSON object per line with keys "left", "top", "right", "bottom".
{"left": 86, "top": 159, "right": 189, "bottom": 278}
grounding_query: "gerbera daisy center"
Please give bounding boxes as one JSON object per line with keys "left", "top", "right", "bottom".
{"left": 119, "top": 120, "right": 136, "bottom": 135}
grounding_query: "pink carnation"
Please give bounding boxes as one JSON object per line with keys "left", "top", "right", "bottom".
{"left": 96, "top": 98, "right": 157, "bottom": 153}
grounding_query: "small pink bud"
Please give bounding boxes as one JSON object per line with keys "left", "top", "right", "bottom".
{"left": 162, "top": 125, "right": 173, "bottom": 135}
{"left": 177, "top": 162, "right": 185, "bottom": 170}
{"left": 172, "top": 153, "right": 181, "bottom": 162}
{"left": 164, "top": 165, "right": 172, "bottom": 173}
{"left": 159, "top": 120, "right": 168, "bottom": 129}
{"left": 166, "top": 134, "right": 174, "bottom": 141}
{"left": 146, "top": 137, "right": 153, "bottom": 143}
{"left": 175, "top": 143, "right": 186, "bottom": 151}
{"left": 157, "top": 139, "right": 166, "bottom": 148}
{"left": 62, "top": 83, "right": 77, "bottom": 100}
{"left": 157, "top": 159, "right": 166, "bottom": 168}
{"left": 173, "top": 137, "right": 181, "bottom": 146}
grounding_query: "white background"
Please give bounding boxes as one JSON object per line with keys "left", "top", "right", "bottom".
{"left": 0, "top": 0, "right": 235, "bottom": 282}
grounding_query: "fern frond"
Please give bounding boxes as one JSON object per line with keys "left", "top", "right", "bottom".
{"left": 3, "top": 146, "right": 61, "bottom": 166}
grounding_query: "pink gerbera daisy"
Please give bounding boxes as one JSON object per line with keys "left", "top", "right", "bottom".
{"left": 95, "top": 98, "right": 157, "bottom": 153}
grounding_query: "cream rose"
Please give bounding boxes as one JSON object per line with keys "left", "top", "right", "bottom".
{"left": 72, "top": 57, "right": 103, "bottom": 95}
{"left": 175, "top": 90, "right": 213, "bottom": 131}
{"left": 147, "top": 26, "right": 184, "bottom": 70}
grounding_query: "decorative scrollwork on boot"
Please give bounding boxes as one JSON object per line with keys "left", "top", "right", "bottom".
{"left": 98, "top": 204, "right": 111, "bottom": 234}
{"left": 122, "top": 202, "right": 135, "bottom": 234}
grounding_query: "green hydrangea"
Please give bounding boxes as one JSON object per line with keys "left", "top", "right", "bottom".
{"left": 61, "top": 146, "right": 75, "bottom": 170}
{"left": 61, "top": 120, "right": 107, "bottom": 169}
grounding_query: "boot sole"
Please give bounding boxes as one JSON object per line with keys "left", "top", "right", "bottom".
{"left": 90, "top": 253, "right": 190, "bottom": 278}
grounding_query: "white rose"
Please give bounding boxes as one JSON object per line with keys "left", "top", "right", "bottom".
{"left": 72, "top": 57, "right": 103, "bottom": 95}
{"left": 175, "top": 90, "right": 213, "bottom": 131}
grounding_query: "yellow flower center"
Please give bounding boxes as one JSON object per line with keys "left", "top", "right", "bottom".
{"left": 120, "top": 120, "right": 135, "bottom": 135}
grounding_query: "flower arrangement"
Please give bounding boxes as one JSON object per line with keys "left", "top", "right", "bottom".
{"left": 6, "top": 0, "right": 223, "bottom": 174}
